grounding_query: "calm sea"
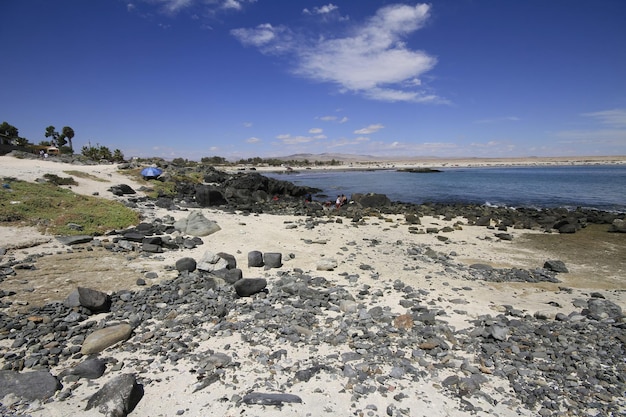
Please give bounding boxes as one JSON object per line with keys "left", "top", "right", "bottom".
{"left": 266, "top": 165, "right": 626, "bottom": 212}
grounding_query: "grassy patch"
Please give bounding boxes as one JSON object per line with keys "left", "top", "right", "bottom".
{"left": 120, "top": 168, "right": 204, "bottom": 198}
{"left": 64, "top": 170, "right": 110, "bottom": 182}
{"left": 0, "top": 179, "right": 139, "bottom": 235}
{"left": 42, "top": 173, "right": 78, "bottom": 186}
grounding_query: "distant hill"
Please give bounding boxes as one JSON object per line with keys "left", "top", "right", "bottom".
{"left": 272, "top": 153, "right": 439, "bottom": 163}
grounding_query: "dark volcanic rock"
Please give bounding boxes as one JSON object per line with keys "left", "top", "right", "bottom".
{"left": 176, "top": 257, "right": 197, "bottom": 273}
{"left": 86, "top": 373, "right": 143, "bottom": 417}
{"left": 0, "top": 370, "right": 61, "bottom": 401}
{"left": 351, "top": 193, "right": 391, "bottom": 208}
{"left": 242, "top": 392, "right": 303, "bottom": 405}
{"left": 247, "top": 251, "right": 264, "bottom": 268}
{"left": 263, "top": 252, "right": 282, "bottom": 268}
{"left": 64, "top": 287, "right": 112, "bottom": 313}
{"left": 543, "top": 260, "right": 569, "bottom": 273}
{"left": 233, "top": 278, "right": 267, "bottom": 297}
{"left": 195, "top": 185, "right": 228, "bottom": 207}
{"left": 72, "top": 358, "right": 106, "bottom": 379}
{"left": 56, "top": 235, "right": 93, "bottom": 246}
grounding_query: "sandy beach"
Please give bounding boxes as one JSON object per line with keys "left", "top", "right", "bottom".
{"left": 0, "top": 154, "right": 624, "bottom": 417}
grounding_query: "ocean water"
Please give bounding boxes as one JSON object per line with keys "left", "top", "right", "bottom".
{"left": 266, "top": 165, "right": 626, "bottom": 212}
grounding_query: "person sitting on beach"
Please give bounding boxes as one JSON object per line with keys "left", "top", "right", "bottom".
{"left": 304, "top": 193, "right": 312, "bottom": 203}
{"left": 341, "top": 194, "right": 348, "bottom": 206}
{"left": 335, "top": 195, "right": 342, "bottom": 209}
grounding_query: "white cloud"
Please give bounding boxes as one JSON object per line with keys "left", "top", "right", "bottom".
{"left": 153, "top": 0, "right": 194, "bottom": 14}
{"left": 318, "top": 115, "right": 349, "bottom": 123}
{"left": 231, "top": 23, "right": 292, "bottom": 49}
{"left": 132, "top": 0, "right": 256, "bottom": 17}
{"left": 583, "top": 108, "right": 626, "bottom": 127}
{"left": 246, "top": 137, "right": 261, "bottom": 144}
{"left": 275, "top": 133, "right": 326, "bottom": 145}
{"left": 243, "top": 122, "right": 253, "bottom": 128}
{"left": 303, "top": 4, "right": 339, "bottom": 15}
{"left": 354, "top": 124, "right": 384, "bottom": 135}
{"left": 309, "top": 128, "right": 323, "bottom": 134}
{"left": 232, "top": 3, "right": 440, "bottom": 103}
{"left": 474, "top": 116, "right": 520, "bottom": 124}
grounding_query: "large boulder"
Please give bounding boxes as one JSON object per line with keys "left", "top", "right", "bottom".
{"left": 86, "top": 373, "right": 143, "bottom": 417}
{"left": 174, "top": 211, "right": 221, "bottom": 236}
{"left": 351, "top": 193, "right": 391, "bottom": 208}
{"left": 233, "top": 278, "right": 267, "bottom": 297}
{"left": 64, "top": 287, "right": 112, "bottom": 313}
{"left": 195, "top": 185, "right": 228, "bottom": 207}
{"left": 608, "top": 218, "right": 626, "bottom": 233}
{"left": 0, "top": 370, "right": 61, "bottom": 401}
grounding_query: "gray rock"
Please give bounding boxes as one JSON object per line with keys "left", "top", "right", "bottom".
{"left": 56, "top": 235, "right": 93, "bottom": 246}
{"left": 543, "top": 260, "right": 569, "bottom": 273}
{"left": 608, "top": 218, "right": 626, "bottom": 233}
{"left": 197, "top": 251, "right": 230, "bottom": 272}
{"left": 233, "top": 278, "right": 267, "bottom": 297}
{"left": 316, "top": 258, "right": 338, "bottom": 271}
{"left": 585, "top": 298, "right": 623, "bottom": 320}
{"left": 86, "top": 373, "right": 143, "bottom": 417}
{"left": 65, "top": 287, "right": 111, "bottom": 313}
{"left": 242, "top": 392, "right": 302, "bottom": 406}
{"left": 72, "top": 358, "right": 106, "bottom": 379}
{"left": 247, "top": 251, "right": 264, "bottom": 267}
{"left": 263, "top": 252, "right": 282, "bottom": 268}
{"left": 0, "top": 370, "right": 61, "bottom": 401}
{"left": 174, "top": 211, "right": 221, "bottom": 237}
{"left": 175, "top": 257, "right": 197, "bottom": 273}
{"left": 488, "top": 324, "right": 509, "bottom": 341}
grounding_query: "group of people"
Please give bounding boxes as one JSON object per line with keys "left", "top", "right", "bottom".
{"left": 335, "top": 194, "right": 348, "bottom": 208}
{"left": 306, "top": 193, "right": 350, "bottom": 209}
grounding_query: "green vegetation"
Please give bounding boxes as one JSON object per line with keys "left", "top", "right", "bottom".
{"left": 121, "top": 167, "right": 204, "bottom": 199}
{"left": 236, "top": 157, "right": 343, "bottom": 167}
{"left": 81, "top": 144, "right": 125, "bottom": 162}
{"left": 63, "top": 170, "right": 110, "bottom": 182}
{"left": 42, "top": 173, "right": 79, "bottom": 186}
{"left": 0, "top": 179, "right": 139, "bottom": 235}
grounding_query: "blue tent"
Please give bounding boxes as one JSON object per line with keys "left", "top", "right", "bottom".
{"left": 141, "top": 166, "right": 162, "bottom": 179}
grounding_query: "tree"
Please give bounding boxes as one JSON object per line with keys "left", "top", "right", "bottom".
{"left": 112, "top": 149, "right": 125, "bottom": 162}
{"left": 45, "top": 126, "right": 59, "bottom": 146}
{"left": 0, "top": 122, "right": 19, "bottom": 139}
{"left": 62, "top": 126, "right": 75, "bottom": 151}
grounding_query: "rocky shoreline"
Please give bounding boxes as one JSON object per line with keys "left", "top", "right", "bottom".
{"left": 0, "top": 154, "right": 624, "bottom": 417}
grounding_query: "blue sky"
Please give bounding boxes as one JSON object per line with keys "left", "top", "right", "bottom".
{"left": 2, "top": 0, "right": 625, "bottom": 160}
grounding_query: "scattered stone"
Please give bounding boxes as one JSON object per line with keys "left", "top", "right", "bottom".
{"left": 317, "top": 258, "right": 338, "bottom": 271}
{"left": 85, "top": 373, "right": 143, "bottom": 417}
{"left": 242, "top": 392, "right": 303, "bottom": 406}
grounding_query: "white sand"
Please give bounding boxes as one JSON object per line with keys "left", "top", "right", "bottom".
{"left": 1, "top": 154, "right": 624, "bottom": 417}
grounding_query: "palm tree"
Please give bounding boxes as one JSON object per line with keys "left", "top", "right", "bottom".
{"left": 62, "top": 126, "right": 75, "bottom": 151}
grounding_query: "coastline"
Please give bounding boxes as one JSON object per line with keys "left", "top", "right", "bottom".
{"left": 0, "top": 154, "right": 624, "bottom": 417}
{"left": 227, "top": 155, "right": 626, "bottom": 173}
